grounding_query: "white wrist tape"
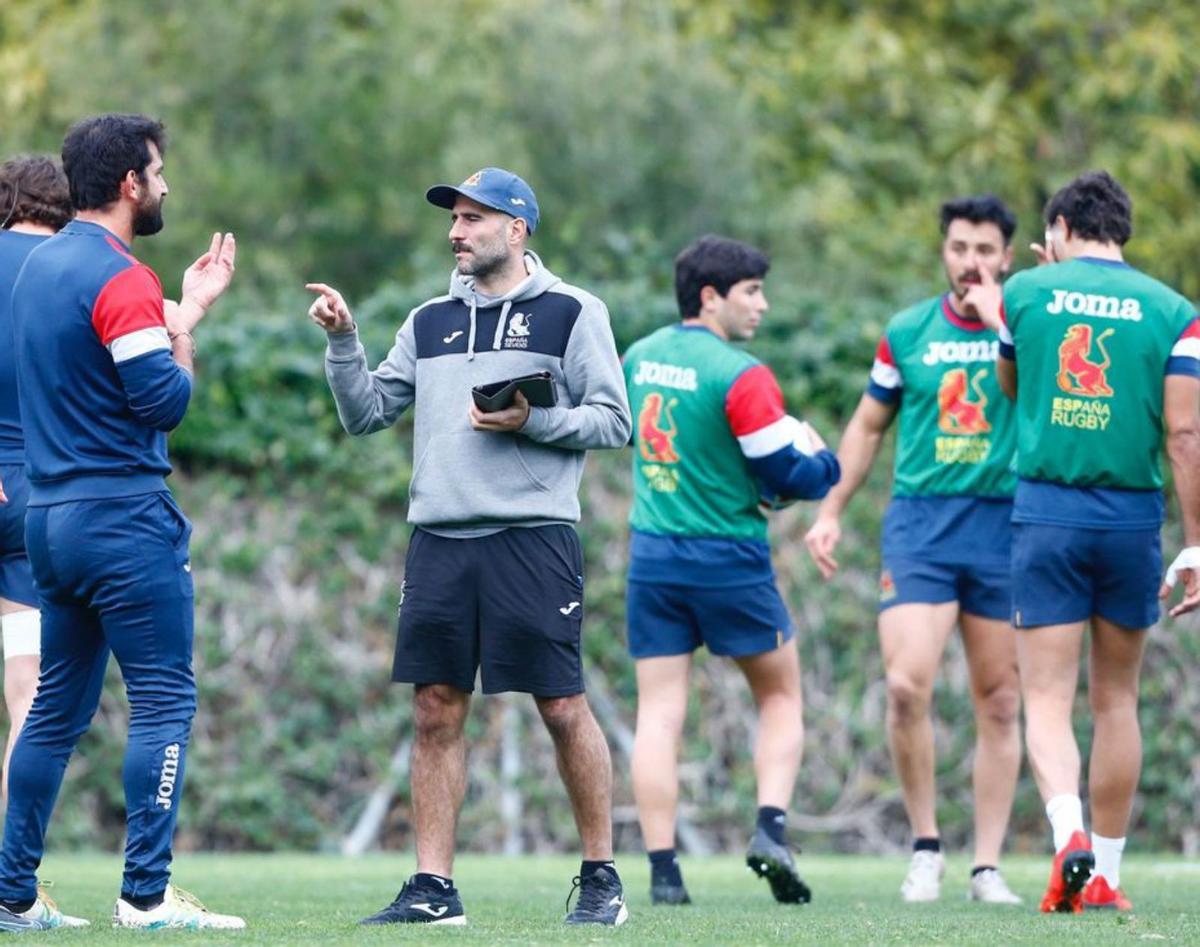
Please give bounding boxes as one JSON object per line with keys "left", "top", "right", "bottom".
{"left": 1, "top": 608, "right": 41, "bottom": 658}
{"left": 1164, "top": 546, "right": 1200, "bottom": 588}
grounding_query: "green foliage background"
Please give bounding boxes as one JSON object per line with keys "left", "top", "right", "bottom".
{"left": 2, "top": 0, "right": 1198, "bottom": 854}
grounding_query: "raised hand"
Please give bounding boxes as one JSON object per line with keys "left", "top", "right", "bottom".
{"left": 181, "top": 232, "right": 237, "bottom": 314}
{"left": 1029, "top": 242, "right": 1054, "bottom": 266}
{"left": 305, "top": 282, "right": 356, "bottom": 333}
{"left": 960, "top": 264, "right": 1004, "bottom": 332}
{"left": 804, "top": 513, "right": 842, "bottom": 579}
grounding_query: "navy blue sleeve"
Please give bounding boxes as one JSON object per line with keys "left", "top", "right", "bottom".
{"left": 748, "top": 445, "right": 841, "bottom": 501}
{"left": 115, "top": 349, "right": 193, "bottom": 431}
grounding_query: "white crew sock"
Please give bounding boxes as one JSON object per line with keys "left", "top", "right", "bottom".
{"left": 1045, "top": 794, "right": 1084, "bottom": 851}
{"left": 1092, "top": 833, "right": 1125, "bottom": 888}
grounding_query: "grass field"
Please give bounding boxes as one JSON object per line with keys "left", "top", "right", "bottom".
{"left": 25, "top": 852, "right": 1200, "bottom": 944}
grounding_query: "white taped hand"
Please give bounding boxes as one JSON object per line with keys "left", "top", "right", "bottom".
{"left": 1164, "top": 546, "right": 1200, "bottom": 587}
{"left": 775, "top": 415, "right": 820, "bottom": 456}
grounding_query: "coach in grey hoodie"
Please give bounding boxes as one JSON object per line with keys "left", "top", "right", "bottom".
{"left": 306, "top": 168, "right": 632, "bottom": 928}
{"left": 325, "top": 249, "right": 628, "bottom": 530}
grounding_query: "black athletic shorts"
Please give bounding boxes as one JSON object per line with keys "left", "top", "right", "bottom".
{"left": 392, "top": 525, "right": 586, "bottom": 697}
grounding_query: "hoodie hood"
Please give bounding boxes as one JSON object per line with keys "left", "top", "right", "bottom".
{"left": 447, "top": 250, "right": 562, "bottom": 360}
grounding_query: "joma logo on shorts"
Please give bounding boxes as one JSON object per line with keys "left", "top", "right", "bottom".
{"left": 156, "top": 743, "right": 181, "bottom": 811}
{"left": 1046, "top": 289, "right": 1143, "bottom": 321}
{"left": 921, "top": 340, "right": 998, "bottom": 366}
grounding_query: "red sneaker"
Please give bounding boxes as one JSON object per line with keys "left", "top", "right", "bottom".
{"left": 1083, "top": 875, "right": 1132, "bottom": 911}
{"left": 1039, "top": 830, "right": 1094, "bottom": 914}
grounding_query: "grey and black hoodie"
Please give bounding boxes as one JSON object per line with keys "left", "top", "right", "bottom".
{"left": 324, "top": 251, "right": 632, "bottom": 536}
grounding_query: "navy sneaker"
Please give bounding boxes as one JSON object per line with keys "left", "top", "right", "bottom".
{"left": 650, "top": 880, "right": 692, "bottom": 905}
{"left": 358, "top": 875, "right": 466, "bottom": 926}
{"left": 746, "top": 826, "right": 812, "bottom": 904}
{"left": 564, "top": 865, "right": 628, "bottom": 926}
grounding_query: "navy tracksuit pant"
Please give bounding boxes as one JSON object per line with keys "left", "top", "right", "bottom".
{"left": 0, "top": 491, "right": 196, "bottom": 901}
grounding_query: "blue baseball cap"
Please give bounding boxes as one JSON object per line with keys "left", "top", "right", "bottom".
{"left": 425, "top": 167, "right": 540, "bottom": 234}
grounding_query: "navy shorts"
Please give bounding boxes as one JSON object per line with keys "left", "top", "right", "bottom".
{"left": 0, "top": 464, "right": 36, "bottom": 607}
{"left": 626, "top": 579, "right": 793, "bottom": 659}
{"left": 878, "top": 556, "right": 1011, "bottom": 620}
{"left": 393, "top": 526, "right": 585, "bottom": 697}
{"left": 1011, "top": 522, "right": 1162, "bottom": 629}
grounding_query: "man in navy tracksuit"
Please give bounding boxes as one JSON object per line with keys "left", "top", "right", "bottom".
{"left": 0, "top": 114, "right": 240, "bottom": 931}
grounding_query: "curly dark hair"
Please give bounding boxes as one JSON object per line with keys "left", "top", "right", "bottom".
{"left": 0, "top": 154, "right": 72, "bottom": 231}
{"left": 1044, "top": 171, "right": 1132, "bottom": 245}
{"left": 939, "top": 194, "right": 1017, "bottom": 244}
{"left": 61, "top": 113, "right": 166, "bottom": 211}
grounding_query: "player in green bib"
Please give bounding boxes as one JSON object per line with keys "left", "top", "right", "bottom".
{"left": 966, "top": 171, "right": 1200, "bottom": 914}
{"left": 625, "top": 236, "right": 839, "bottom": 907}
{"left": 805, "top": 196, "right": 1023, "bottom": 905}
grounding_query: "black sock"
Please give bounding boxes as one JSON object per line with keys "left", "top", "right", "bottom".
{"left": 648, "top": 848, "right": 683, "bottom": 886}
{"left": 0, "top": 897, "right": 35, "bottom": 914}
{"left": 757, "top": 805, "right": 787, "bottom": 845}
{"left": 913, "top": 837, "right": 941, "bottom": 853}
{"left": 971, "top": 865, "right": 996, "bottom": 877}
{"left": 120, "top": 890, "right": 165, "bottom": 911}
{"left": 581, "top": 860, "right": 617, "bottom": 881}
{"left": 414, "top": 872, "right": 453, "bottom": 891}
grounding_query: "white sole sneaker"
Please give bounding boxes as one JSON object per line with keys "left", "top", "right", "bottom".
{"left": 113, "top": 884, "right": 245, "bottom": 930}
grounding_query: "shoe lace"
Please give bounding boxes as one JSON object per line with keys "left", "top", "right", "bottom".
{"left": 394, "top": 878, "right": 418, "bottom": 904}
{"left": 565, "top": 873, "right": 611, "bottom": 916}
{"left": 911, "top": 850, "right": 939, "bottom": 872}
{"left": 35, "top": 882, "right": 59, "bottom": 914}
{"left": 169, "top": 886, "right": 209, "bottom": 914}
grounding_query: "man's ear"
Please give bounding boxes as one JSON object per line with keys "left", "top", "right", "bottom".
{"left": 698, "top": 284, "right": 720, "bottom": 312}
{"left": 509, "top": 217, "right": 527, "bottom": 246}
{"left": 1000, "top": 244, "right": 1014, "bottom": 275}
{"left": 120, "top": 168, "right": 140, "bottom": 202}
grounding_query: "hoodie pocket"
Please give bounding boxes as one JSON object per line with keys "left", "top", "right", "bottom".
{"left": 409, "top": 432, "right": 556, "bottom": 522}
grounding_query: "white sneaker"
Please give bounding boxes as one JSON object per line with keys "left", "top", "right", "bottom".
{"left": 113, "top": 884, "right": 245, "bottom": 930}
{"left": 18, "top": 888, "right": 90, "bottom": 929}
{"left": 968, "top": 867, "right": 1022, "bottom": 904}
{"left": 901, "top": 850, "right": 945, "bottom": 902}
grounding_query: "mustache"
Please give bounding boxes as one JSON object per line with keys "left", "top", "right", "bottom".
{"left": 451, "top": 241, "right": 471, "bottom": 253}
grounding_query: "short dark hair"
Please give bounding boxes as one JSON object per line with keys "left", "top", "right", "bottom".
{"left": 1044, "top": 170, "right": 1132, "bottom": 246}
{"left": 61, "top": 113, "right": 166, "bottom": 211}
{"left": 0, "top": 155, "right": 72, "bottom": 230}
{"left": 674, "top": 235, "right": 770, "bottom": 319}
{"left": 939, "top": 194, "right": 1017, "bottom": 244}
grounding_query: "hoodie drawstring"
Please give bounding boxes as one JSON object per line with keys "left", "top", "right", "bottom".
{"left": 492, "top": 300, "right": 512, "bottom": 352}
{"left": 466, "top": 297, "right": 478, "bottom": 361}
